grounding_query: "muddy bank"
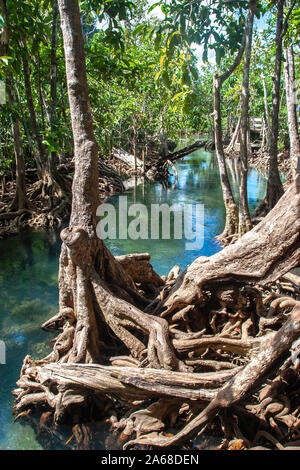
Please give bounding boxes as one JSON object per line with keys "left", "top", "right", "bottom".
{"left": 0, "top": 140, "right": 209, "bottom": 239}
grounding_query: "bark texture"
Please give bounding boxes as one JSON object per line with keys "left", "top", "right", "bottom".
{"left": 265, "top": 0, "right": 285, "bottom": 209}
{"left": 238, "top": 0, "right": 255, "bottom": 236}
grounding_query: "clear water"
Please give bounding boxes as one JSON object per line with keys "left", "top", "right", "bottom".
{"left": 0, "top": 149, "right": 266, "bottom": 449}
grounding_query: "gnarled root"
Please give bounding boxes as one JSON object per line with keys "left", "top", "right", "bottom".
{"left": 12, "top": 186, "right": 300, "bottom": 449}
{"left": 124, "top": 308, "right": 300, "bottom": 448}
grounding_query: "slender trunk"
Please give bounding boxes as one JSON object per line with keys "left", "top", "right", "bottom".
{"left": 50, "top": 0, "right": 59, "bottom": 171}
{"left": 261, "top": 74, "right": 270, "bottom": 150}
{"left": 58, "top": 0, "right": 99, "bottom": 231}
{"left": 284, "top": 45, "right": 300, "bottom": 178}
{"left": 266, "top": 0, "right": 285, "bottom": 209}
{"left": 21, "top": 43, "right": 46, "bottom": 179}
{"left": 47, "top": 0, "right": 67, "bottom": 199}
{"left": 15, "top": 82, "right": 37, "bottom": 161}
{"left": 238, "top": 0, "right": 255, "bottom": 235}
{"left": 213, "top": 3, "right": 257, "bottom": 238}
{"left": 261, "top": 117, "right": 266, "bottom": 150}
{"left": 7, "top": 81, "right": 28, "bottom": 211}
{"left": 226, "top": 117, "right": 241, "bottom": 153}
{"left": 213, "top": 76, "right": 238, "bottom": 237}
{"left": 60, "top": 88, "right": 72, "bottom": 155}
{"left": 37, "top": 49, "right": 46, "bottom": 135}
{"left": 225, "top": 113, "right": 232, "bottom": 142}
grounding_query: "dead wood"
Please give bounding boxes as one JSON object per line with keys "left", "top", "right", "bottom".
{"left": 158, "top": 180, "right": 300, "bottom": 318}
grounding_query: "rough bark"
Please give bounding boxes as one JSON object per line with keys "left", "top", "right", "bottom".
{"left": 265, "top": 0, "right": 285, "bottom": 209}
{"left": 238, "top": 0, "right": 255, "bottom": 235}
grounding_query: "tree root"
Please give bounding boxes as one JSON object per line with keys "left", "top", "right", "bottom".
{"left": 12, "top": 187, "right": 300, "bottom": 449}
{"left": 124, "top": 308, "right": 300, "bottom": 448}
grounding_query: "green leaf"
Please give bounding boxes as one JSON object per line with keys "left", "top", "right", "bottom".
{"left": 154, "top": 33, "right": 162, "bottom": 51}
{"left": 161, "top": 70, "right": 171, "bottom": 89}
{"left": 147, "top": 2, "right": 162, "bottom": 14}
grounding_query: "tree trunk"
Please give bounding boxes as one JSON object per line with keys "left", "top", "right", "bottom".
{"left": 224, "top": 112, "right": 232, "bottom": 142}
{"left": 226, "top": 117, "right": 240, "bottom": 153}
{"left": 167, "top": 140, "right": 207, "bottom": 162}
{"left": 265, "top": 0, "right": 285, "bottom": 209}
{"left": 47, "top": 0, "right": 70, "bottom": 202}
{"left": 212, "top": 3, "right": 257, "bottom": 239}
{"left": 261, "top": 74, "right": 270, "bottom": 151}
{"left": 7, "top": 83, "right": 29, "bottom": 211}
{"left": 284, "top": 45, "right": 300, "bottom": 178}
{"left": 238, "top": 0, "right": 255, "bottom": 235}
{"left": 21, "top": 43, "right": 46, "bottom": 180}
{"left": 36, "top": 49, "right": 46, "bottom": 135}
{"left": 213, "top": 76, "right": 239, "bottom": 238}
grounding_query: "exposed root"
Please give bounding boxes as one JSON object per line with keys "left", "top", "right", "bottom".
{"left": 12, "top": 186, "right": 300, "bottom": 449}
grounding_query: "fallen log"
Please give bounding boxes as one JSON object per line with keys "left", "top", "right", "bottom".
{"left": 167, "top": 140, "right": 208, "bottom": 162}
{"left": 122, "top": 176, "right": 144, "bottom": 190}
{"left": 112, "top": 148, "right": 143, "bottom": 171}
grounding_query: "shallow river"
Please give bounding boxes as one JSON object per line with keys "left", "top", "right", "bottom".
{"left": 0, "top": 149, "right": 266, "bottom": 449}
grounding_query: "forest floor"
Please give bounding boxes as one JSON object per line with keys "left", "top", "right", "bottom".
{"left": 0, "top": 153, "right": 145, "bottom": 239}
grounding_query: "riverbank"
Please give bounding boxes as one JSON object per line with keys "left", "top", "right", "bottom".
{"left": 226, "top": 147, "right": 292, "bottom": 183}
{"left": 0, "top": 139, "right": 210, "bottom": 240}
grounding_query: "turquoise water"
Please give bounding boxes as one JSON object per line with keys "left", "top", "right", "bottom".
{"left": 0, "top": 149, "right": 266, "bottom": 449}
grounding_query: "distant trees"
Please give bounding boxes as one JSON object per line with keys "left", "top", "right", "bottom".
{"left": 0, "top": 0, "right": 298, "bottom": 236}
